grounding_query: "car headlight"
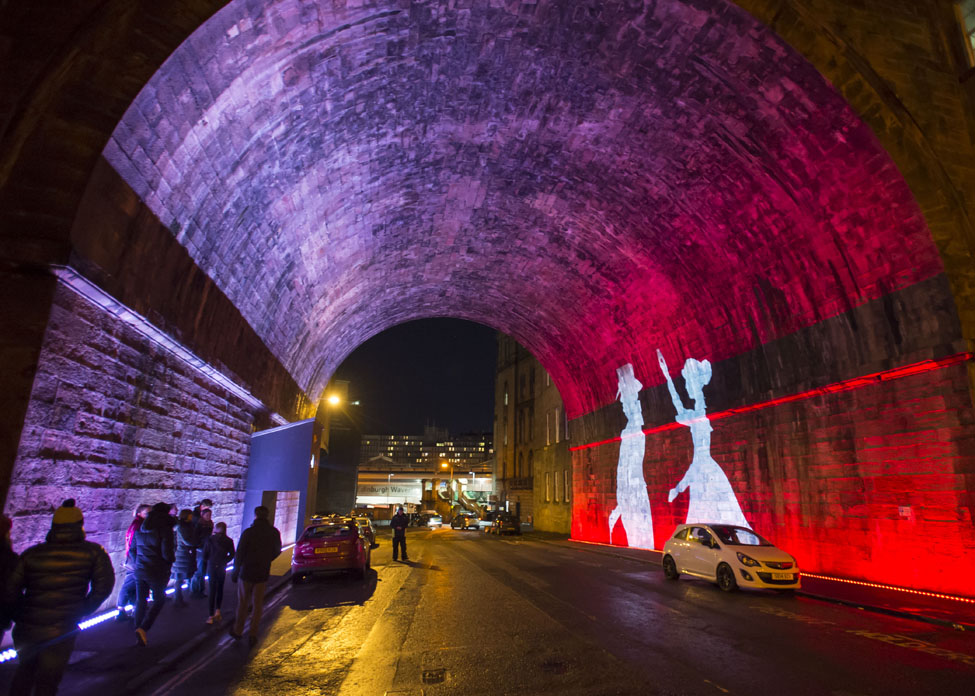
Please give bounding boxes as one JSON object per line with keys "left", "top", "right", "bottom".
{"left": 736, "top": 552, "right": 760, "bottom": 567}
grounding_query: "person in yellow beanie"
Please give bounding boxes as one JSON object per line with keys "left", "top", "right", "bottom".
{"left": 6, "top": 498, "right": 115, "bottom": 695}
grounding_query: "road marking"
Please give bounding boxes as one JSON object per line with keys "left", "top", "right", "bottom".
{"left": 703, "top": 678, "right": 730, "bottom": 693}
{"left": 846, "top": 630, "right": 975, "bottom": 667}
{"left": 751, "top": 604, "right": 975, "bottom": 667}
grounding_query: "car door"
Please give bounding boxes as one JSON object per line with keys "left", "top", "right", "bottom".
{"left": 685, "top": 526, "right": 718, "bottom": 576}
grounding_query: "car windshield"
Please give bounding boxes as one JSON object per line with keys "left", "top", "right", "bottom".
{"left": 304, "top": 524, "right": 353, "bottom": 540}
{"left": 710, "top": 525, "right": 770, "bottom": 546}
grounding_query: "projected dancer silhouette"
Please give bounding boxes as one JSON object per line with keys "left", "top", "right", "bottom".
{"left": 607, "top": 363, "right": 655, "bottom": 549}
{"left": 657, "top": 349, "right": 750, "bottom": 528}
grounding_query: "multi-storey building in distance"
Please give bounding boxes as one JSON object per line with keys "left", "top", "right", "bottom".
{"left": 494, "top": 334, "right": 571, "bottom": 533}
{"left": 360, "top": 426, "right": 493, "bottom": 472}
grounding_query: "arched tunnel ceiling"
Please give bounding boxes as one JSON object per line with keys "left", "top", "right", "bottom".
{"left": 103, "top": 0, "right": 943, "bottom": 417}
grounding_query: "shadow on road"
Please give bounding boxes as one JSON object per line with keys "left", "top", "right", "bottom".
{"left": 286, "top": 569, "right": 378, "bottom": 610}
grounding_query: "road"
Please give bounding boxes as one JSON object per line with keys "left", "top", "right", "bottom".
{"left": 145, "top": 527, "right": 975, "bottom": 696}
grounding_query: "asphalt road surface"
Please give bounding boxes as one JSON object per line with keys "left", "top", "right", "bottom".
{"left": 143, "top": 527, "right": 975, "bottom": 696}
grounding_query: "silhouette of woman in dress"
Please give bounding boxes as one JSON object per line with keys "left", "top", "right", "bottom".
{"left": 608, "top": 363, "right": 655, "bottom": 549}
{"left": 657, "top": 349, "right": 750, "bottom": 528}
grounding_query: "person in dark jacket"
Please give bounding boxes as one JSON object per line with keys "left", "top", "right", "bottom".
{"left": 230, "top": 506, "right": 281, "bottom": 646}
{"left": 390, "top": 506, "right": 409, "bottom": 562}
{"left": 5, "top": 499, "right": 114, "bottom": 695}
{"left": 201, "top": 521, "right": 235, "bottom": 624}
{"left": 190, "top": 499, "right": 213, "bottom": 597}
{"left": 0, "top": 515, "right": 18, "bottom": 643}
{"left": 116, "top": 504, "right": 150, "bottom": 621}
{"left": 129, "top": 502, "right": 175, "bottom": 646}
{"left": 172, "top": 509, "right": 198, "bottom": 606}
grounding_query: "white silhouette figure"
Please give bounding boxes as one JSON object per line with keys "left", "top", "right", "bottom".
{"left": 607, "top": 363, "right": 655, "bottom": 549}
{"left": 657, "top": 349, "right": 750, "bottom": 528}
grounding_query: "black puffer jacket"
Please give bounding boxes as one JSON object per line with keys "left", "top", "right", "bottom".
{"left": 233, "top": 518, "right": 281, "bottom": 583}
{"left": 6, "top": 523, "right": 114, "bottom": 643}
{"left": 172, "top": 520, "right": 199, "bottom": 575}
{"left": 129, "top": 507, "right": 175, "bottom": 582}
{"left": 202, "top": 532, "right": 235, "bottom": 575}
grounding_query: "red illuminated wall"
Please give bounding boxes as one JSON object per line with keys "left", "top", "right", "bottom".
{"left": 571, "top": 275, "right": 975, "bottom": 597}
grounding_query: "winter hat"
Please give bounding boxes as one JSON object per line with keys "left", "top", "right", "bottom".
{"left": 52, "top": 499, "right": 83, "bottom": 525}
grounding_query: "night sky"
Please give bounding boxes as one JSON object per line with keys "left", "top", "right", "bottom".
{"left": 332, "top": 319, "right": 498, "bottom": 436}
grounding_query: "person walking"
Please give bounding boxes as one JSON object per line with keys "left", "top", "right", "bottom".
{"left": 116, "top": 504, "right": 150, "bottom": 621}
{"left": 0, "top": 515, "right": 19, "bottom": 644}
{"left": 390, "top": 506, "right": 409, "bottom": 562}
{"left": 230, "top": 506, "right": 281, "bottom": 647}
{"left": 172, "top": 509, "right": 198, "bottom": 607}
{"left": 202, "top": 521, "right": 235, "bottom": 624}
{"left": 190, "top": 500, "right": 213, "bottom": 597}
{"left": 130, "top": 502, "right": 176, "bottom": 646}
{"left": 6, "top": 499, "right": 114, "bottom": 695}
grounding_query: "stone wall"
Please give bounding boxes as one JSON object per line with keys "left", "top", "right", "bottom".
{"left": 571, "top": 273, "right": 975, "bottom": 596}
{"left": 5, "top": 282, "right": 260, "bottom": 596}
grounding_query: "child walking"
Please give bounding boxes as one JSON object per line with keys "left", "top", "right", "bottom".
{"left": 202, "top": 521, "right": 235, "bottom": 624}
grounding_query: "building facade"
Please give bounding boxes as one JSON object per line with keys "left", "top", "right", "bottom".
{"left": 494, "top": 334, "right": 571, "bottom": 532}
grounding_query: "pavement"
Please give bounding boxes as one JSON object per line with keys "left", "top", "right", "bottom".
{"left": 2, "top": 528, "right": 974, "bottom": 694}
{"left": 0, "top": 547, "right": 296, "bottom": 695}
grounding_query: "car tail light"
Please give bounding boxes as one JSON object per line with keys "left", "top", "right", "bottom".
{"left": 296, "top": 543, "right": 314, "bottom": 557}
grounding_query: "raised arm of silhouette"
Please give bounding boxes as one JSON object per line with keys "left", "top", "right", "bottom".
{"left": 657, "top": 349, "right": 686, "bottom": 418}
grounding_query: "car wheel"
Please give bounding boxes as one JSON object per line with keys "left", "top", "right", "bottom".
{"left": 717, "top": 563, "right": 738, "bottom": 592}
{"left": 662, "top": 555, "right": 680, "bottom": 580}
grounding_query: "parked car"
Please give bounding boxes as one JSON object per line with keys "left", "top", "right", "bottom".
{"left": 354, "top": 516, "right": 378, "bottom": 547}
{"left": 661, "top": 523, "right": 800, "bottom": 592}
{"left": 477, "top": 510, "right": 500, "bottom": 531}
{"left": 292, "top": 520, "right": 371, "bottom": 582}
{"left": 421, "top": 513, "right": 443, "bottom": 528}
{"left": 450, "top": 513, "right": 479, "bottom": 530}
{"left": 490, "top": 513, "right": 521, "bottom": 535}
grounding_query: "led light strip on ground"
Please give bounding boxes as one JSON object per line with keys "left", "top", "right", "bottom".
{"left": 802, "top": 573, "right": 975, "bottom": 605}
{"left": 0, "top": 544, "right": 295, "bottom": 663}
{"left": 570, "top": 351, "right": 975, "bottom": 451}
{"left": 50, "top": 265, "right": 288, "bottom": 426}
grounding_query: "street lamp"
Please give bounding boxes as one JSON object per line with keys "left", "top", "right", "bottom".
{"left": 440, "top": 460, "right": 454, "bottom": 502}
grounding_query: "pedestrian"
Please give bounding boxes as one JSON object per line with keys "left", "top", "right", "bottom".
{"left": 172, "top": 509, "right": 198, "bottom": 607}
{"left": 5, "top": 499, "right": 114, "bottom": 695}
{"left": 130, "top": 502, "right": 176, "bottom": 646}
{"left": 230, "top": 506, "right": 281, "bottom": 647}
{"left": 116, "top": 504, "right": 150, "bottom": 621}
{"left": 390, "top": 506, "right": 409, "bottom": 562}
{"left": 190, "top": 500, "right": 213, "bottom": 597}
{"left": 0, "top": 515, "right": 18, "bottom": 643}
{"left": 202, "top": 521, "right": 235, "bottom": 624}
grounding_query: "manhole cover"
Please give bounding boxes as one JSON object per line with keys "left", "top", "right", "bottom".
{"left": 422, "top": 668, "right": 446, "bottom": 684}
{"left": 541, "top": 659, "right": 569, "bottom": 675}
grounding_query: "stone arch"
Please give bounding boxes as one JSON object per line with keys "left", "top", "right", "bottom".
{"left": 1, "top": 0, "right": 974, "bottom": 595}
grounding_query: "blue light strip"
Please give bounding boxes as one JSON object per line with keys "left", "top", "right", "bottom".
{"left": 0, "top": 545, "right": 294, "bottom": 664}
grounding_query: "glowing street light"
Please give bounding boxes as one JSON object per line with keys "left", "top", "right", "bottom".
{"left": 440, "top": 460, "right": 455, "bottom": 502}
{"left": 327, "top": 394, "right": 341, "bottom": 406}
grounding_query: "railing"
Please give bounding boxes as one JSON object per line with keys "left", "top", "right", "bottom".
{"left": 507, "top": 476, "right": 534, "bottom": 490}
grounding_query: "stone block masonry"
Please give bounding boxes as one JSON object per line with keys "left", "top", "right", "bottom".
{"left": 5, "top": 282, "right": 261, "bottom": 596}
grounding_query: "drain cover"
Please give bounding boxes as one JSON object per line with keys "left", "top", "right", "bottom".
{"left": 422, "top": 668, "right": 446, "bottom": 684}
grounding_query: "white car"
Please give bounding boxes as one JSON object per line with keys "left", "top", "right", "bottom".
{"left": 661, "top": 523, "right": 800, "bottom": 592}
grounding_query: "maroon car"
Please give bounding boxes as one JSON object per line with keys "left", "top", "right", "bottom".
{"left": 292, "top": 520, "right": 371, "bottom": 582}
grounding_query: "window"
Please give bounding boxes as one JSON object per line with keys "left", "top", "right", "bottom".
{"left": 554, "top": 471, "right": 561, "bottom": 502}
{"left": 959, "top": 1, "right": 975, "bottom": 66}
{"left": 564, "top": 468, "right": 570, "bottom": 502}
{"left": 554, "top": 407, "right": 561, "bottom": 443}
{"left": 545, "top": 371, "right": 551, "bottom": 387}
{"left": 545, "top": 472, "right": 552, "bottom": 502}
{"left": 546, "top": 411, "right": 551, "bottom": 446}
